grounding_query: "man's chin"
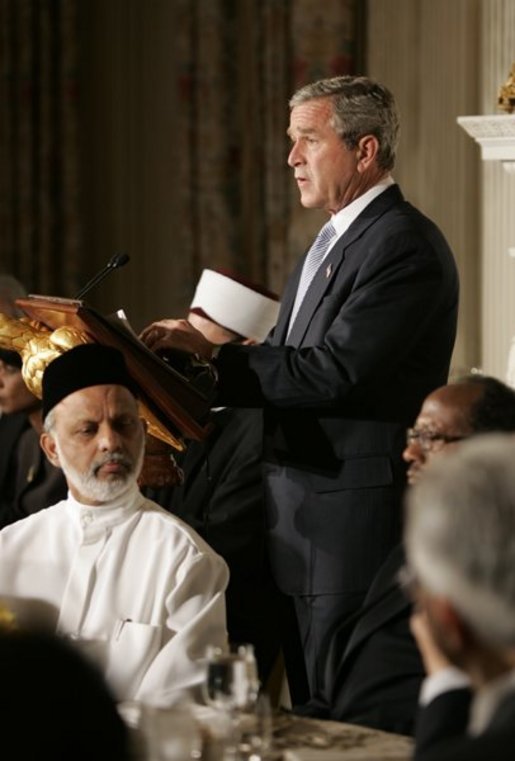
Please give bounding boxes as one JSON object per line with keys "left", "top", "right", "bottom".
{"left": 407, "top": 467, "right": 422, "bottom": 486}
{"left": 299, "top": 195, "right": 318, "bottom": 209}
{"left": 78, "top": 475, "right": 136, "bottom": 503}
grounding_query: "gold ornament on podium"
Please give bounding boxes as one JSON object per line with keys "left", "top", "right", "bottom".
{"left": 498, "top": 63, "right": 515, "bottom": 114}
{"left": 0, "top": 311, "right": 184, "bottom": 487}
{"left": 0, "top": 312, "right": 89, "bottom": 396}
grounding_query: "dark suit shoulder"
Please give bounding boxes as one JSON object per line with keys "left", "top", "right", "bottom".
{"left": 415, "top": 688, "right": 515, "bottom": 761}
{"left": 414, "top": 688, "right": 473, "bottom": 757}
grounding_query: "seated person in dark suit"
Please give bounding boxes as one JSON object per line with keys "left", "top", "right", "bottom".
{"left": 0, "top": 619, "right": 129, "bottom": 760}
{"left": 0, "top": 348, "right": 67, "bottom": 527}
{"left": 0, "top": 274, "right": 67, "bottom": 526}
{"left": 149, "top": 269, "right": 283, "bottom": 683}
{"left": 300, "top": 375, "right": 515, "bottom": 735}
{"left": 406, "top": 434, "right": 515, "bottom": 761}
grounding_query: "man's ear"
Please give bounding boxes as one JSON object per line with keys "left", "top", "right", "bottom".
{"left": 425, "top": 595, "right": 470, "bottom": 656}
{"left": 40, "top": 431, "right": 60, "bottom": 468}
{"left": 356, "top": 134, "right": 379, "bottom": 171}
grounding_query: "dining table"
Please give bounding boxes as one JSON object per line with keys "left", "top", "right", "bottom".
{"left": 122, "top": 701, "right": 413, "bottom": 761}
{"left": 266, "top": 710, "right": 413, "bottom": 761}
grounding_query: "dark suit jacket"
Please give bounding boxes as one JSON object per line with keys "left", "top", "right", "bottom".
{"left": 150, "top": 408, "right": 281, "bottom": 680}
{"left": 414, "top": 687, "right": 515, "bottom": 761}
{"left": 324, "top": 544, "right": 424, "bottom": 735}
{"left": 215, "top": 185, "right": 459, "bottom": 599}
{"left": 0, "top": 413, "right": 67, "bottom": 528}
{"left": 0, "top": 411, "right": 27, "bottom": 473}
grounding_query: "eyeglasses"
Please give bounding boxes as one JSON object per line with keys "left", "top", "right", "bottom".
{"left": 406, "top": 427, "right": 467, "bottom": 453}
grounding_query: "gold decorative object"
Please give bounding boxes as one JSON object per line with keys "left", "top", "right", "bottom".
{"left": 0, "top": 312, "right": 88, "bottom": 397}
{"left": 0, "top": 602, "right": 16, "bottom": 631}
{"left": 0, "top": 311, "right": 184, "bottom": 451}
{"left": 498, "top": 63, "right": 515, "bottom": 114}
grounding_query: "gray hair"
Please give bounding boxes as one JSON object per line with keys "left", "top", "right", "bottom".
{"left": 289, "top": 76, "right": 400, "bottom": 171}
{"left": 0, "top": 274, "right": 27, "bottom": 318}
{"left": 405, "top": 433, "right": 515, "bottom": 646}
{"left": 43, "top": 409, "right": 56, "bottom": 433}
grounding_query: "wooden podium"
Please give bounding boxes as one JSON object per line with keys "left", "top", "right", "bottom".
{"left": 16, "top": 295, "right": 215, "bottom": 447}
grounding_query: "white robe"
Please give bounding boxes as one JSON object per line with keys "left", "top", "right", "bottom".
{"left": 0, "top": 483, "right": 229, "bottom": 705}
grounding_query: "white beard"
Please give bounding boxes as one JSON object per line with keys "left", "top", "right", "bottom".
{"left": 54, "top": 438, "right": 145, "bottom": 504}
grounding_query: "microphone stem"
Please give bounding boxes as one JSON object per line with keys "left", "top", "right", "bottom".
{"left": 75, "top": 265, "right": 115, "bottom": 301}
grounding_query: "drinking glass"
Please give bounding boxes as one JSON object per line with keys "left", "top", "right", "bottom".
{"left": 203, "top": 644, "right": 260, "bottom": 713}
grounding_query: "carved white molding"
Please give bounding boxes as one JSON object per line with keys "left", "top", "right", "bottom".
{"left": 458, "top": 115, "right": 515, "bottom": 170}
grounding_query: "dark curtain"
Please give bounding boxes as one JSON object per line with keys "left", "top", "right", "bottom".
{"left": 0, "top": 0, "right": 359, "bottom": 304}
{"left": 174, "top": 0, "right": 359, "bottom": 296}
{"left": 0, "top": 0, "right": 80, "bottom": 296}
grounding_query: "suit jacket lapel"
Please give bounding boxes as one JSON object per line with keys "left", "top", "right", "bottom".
{"left": 271, "top": 257, "right": 304, "bottom": 346}
{"left": 343, "top": 544, "right": 409, "bottom": 659}
{"left": 285, "top": 185, "right": 405, "bottom": 348}
{"left": 179, "top": 411, "right": 226, "bottom": 497}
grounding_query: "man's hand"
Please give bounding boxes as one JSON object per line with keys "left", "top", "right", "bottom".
{"left": 140, "top": 319, "right": 215, "bottom": 359}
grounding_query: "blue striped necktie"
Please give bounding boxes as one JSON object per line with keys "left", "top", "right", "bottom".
{"left": 288, "top": 219, "right": 336, "bottom": 334}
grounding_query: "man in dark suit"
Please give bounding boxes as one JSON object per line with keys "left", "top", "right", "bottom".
{"left": 0, "top": 349, "right": 67, "bottom": 528}
{"left": 406, "top": 434, "right": 515, "bottom": 760}
{"left": 141, "top": 75, "right": 459, "bottom": 703}
{"left": 0, "top": 274, "right": 68, "bottom": 526}
{"left": 302, "top": 376, "right": 515, "bottom": 736}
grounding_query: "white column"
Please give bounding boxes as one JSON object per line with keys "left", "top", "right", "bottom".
{"left": 479, "top": 0, "right": 515, "bottom": 379}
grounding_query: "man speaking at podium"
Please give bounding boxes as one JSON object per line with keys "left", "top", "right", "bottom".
{"left": 141, "top": 75, "right": 459, "bottom": 704}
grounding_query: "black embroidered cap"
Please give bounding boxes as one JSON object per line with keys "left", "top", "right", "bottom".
{"left": 42, "top": 343, "right": 139, "bottom": 420}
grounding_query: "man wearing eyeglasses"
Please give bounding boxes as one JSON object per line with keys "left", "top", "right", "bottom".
{"left": 301, "top": 375, "right": 515, "bottom": 735}
{"left": 403, "top": 375, "right": 515, "bottom": 484}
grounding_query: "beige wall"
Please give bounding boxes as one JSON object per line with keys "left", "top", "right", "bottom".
{"left": 80, "top": 0, "right": 186, "bottom": 330}
{"left": 367, "top": 0, "right": 515, "bottom": 382}
{"left": 367, "top": 0, "right": 481, "bottom": 378}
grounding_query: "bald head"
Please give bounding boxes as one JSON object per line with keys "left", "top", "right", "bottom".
{"left": 403, "top": 376, "right": 515, "bottom": 484}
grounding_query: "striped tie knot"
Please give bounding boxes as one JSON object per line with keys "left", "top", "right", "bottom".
{"left": 288, "top": 219, "right": 336, "bottom": 334}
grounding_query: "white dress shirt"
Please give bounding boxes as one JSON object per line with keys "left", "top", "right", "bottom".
{"left": 0, "top": 484, "right": 229, "bottom": 705}
{"left": 325, "top": 175, "right": 396, "bottom": 258}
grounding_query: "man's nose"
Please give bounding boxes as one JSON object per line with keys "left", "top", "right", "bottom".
{"left": 98, "top": 424, "right": 122, "bottom": 452}
{"left": 287, "top": 141, "right": 303, "bottom": 167}
{"left": 402, "top": 440, "right": 424, "bottom": 465}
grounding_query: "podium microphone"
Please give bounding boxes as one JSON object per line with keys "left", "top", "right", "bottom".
{"left": 75, "top": 253, "right": 130, "bottom": 301}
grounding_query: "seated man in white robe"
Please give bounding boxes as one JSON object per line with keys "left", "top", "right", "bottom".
{"left": 0, "top": 343, "right": 229, "bottom": 706}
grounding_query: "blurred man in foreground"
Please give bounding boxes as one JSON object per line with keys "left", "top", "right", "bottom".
{"left": 406, "top": 435, "right": 515, "bottom": 760}
{"left": 0, "top": 343, "right": 228, "bottom": 706}
{"left": 0, "top": 625, "right": 130, "bottom": 760}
